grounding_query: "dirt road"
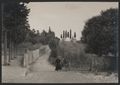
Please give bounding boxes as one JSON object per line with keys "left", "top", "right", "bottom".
{"left": 2, "top": 45, "right": 118, "bottom": 83}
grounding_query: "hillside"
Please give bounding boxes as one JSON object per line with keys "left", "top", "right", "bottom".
{"left": 57, "top": 41, "right": 89, "bottom": 70}
{"left": 56, "top": 41, "right": 114, "bottom": 72}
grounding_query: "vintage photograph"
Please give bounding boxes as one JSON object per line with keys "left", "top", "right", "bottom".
{"left": 1, "top": 1, "right": 119, "bottom": 83}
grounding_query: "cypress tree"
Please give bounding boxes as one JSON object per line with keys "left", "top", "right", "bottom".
{"left": 74, "top": 32, "right": 76, "bottom": 38}
{"left": 70, "top": 29, "right": 72, "bottom": 39}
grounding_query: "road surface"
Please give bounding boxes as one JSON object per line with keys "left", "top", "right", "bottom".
{"left": 2, "top": 45, "right": 118, "bottom": 83}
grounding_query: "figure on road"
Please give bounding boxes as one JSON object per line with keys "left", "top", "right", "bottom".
{"left": 55, "top": 57, "right": 62, "bottom": 71}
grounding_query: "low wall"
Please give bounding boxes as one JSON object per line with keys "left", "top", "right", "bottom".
{"left": 22, "top": 48, "right": 41, "bottom": 67}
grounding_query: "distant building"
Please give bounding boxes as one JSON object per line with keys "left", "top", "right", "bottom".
{"left": 60, "top": 29, "right": 76, "bottom": 42}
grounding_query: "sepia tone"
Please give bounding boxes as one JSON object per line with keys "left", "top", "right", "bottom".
{"left": 1, "top": 2, "right": 119, "bottom": 83}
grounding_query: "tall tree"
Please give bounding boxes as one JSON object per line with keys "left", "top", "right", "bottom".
{"left": 74, "top": 32, "right": 76, "bottom": 38}
{"left": 36, "top": 30, "right": 40, "bottom": 35}
{"left": 3, "top": 2, "right": 30, "bottom": 65}
{"left": 68, "top": 32, "right": 69, "bottom": 38}
{"left": 63, "top": 30, "right": 65, "bottom": 38}
{"left": 81, "top": 8, "right": 118, "bottom": 56}
{"left": 70, "top": 29, "right": 72, "bottom": 39}
{"left": 49, "top": 26, "right": 52, "bottom": 33}
{"left": 65, "top": 30, "right": 67, "bottom": 38}
{"left": 61, "top": 34, "right": 63, "bottom": 39}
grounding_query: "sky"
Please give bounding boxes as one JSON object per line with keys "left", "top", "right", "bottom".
{"left": 27, "top": 2, "right": 118, "bottom": 40}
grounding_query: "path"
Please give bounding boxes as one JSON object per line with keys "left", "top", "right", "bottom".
{"left": 28, "top": 45, "right": 55, "bottom": 72}
{"left": 2, "top": 45, "right": 118, "bottom": 83}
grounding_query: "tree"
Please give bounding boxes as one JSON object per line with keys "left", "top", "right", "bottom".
{"left": 3, "top": 2, "right": 30, "bottom": 65}
{"left": 32, "top": 29, "right": 36, "bottom": 34}
{"left": 4, "top": 2, "right": 30, "bottom": 44}
{"left": 36, "top": 30, "right": 40, "bottom": 35}
{"left": 68, "top": 32, "right": 69, "bottom": 38}
{"left": 49, "top": 37, "right": 59, "bottom": 50}
{"left": 70, "top": 29, "right": 72, "bottom": 39}
{"left": 47, "top": 28, "right": 55, "bottom": 43}
{"left": 74, "top": 32, "right": 76, "bottom": 38}
{"left": 65, "top": 30, "right": 67, "bottom": 38}
{"left": 48, "top": 37, "right": 60, "bottom": 64}
{"left": 49, "top": 26, "right": 52, "bottom": 33}
{"left": 60, "top": 34, "right": 63, "bottom": 38}
{"left": 63, "top": 30, "right": 65, "bottom": 38}
{"left": 81, "top": 8, "right": 118, "bottom": 56}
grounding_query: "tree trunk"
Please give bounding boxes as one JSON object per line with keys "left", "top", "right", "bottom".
{"left": 13, "top": 42, "right": 15, "bottom": 59}
{"left": 3, "top": 31, "right": 8, "bottom": 65}
{"left": 7, "top": 31, "right": 10, "bottom": 65}
{"left": 9, "top": 40, "right": 12, "bottom": 61}
{"left": 13, "top": 43, "right": 17, "bottom": 59}
{"left": 8, "top": 32, "right": 12, "bottom": 62}
{"left": 0, "top": 5, "right": 2, "bottom": 65}
{"left": 8, "top": 45, "right": 10, "bottom": 62}
{"left": 10, "top": 38, "right": 12, "bottom": 60}
{"left": 11, "top": 41, "right": 14, "bottom": 60}
{"left": 14, "top": 44, "right": 17, "bottom": 58}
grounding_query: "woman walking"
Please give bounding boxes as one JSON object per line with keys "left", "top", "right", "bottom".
{"left": 55, "top": 57, "right": 62, "bottom": 71}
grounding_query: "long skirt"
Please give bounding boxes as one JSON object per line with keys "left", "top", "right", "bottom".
{"left": 55, "top": 63, "right": 62, "bottom": 71}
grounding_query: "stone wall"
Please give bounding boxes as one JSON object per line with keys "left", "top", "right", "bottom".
{"left": 22, "top": 48, "right": 40, "bottom": 67}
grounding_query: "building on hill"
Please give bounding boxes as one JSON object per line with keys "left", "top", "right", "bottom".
{"left": 60, "top": 29, "right": 76, "bottom": 42}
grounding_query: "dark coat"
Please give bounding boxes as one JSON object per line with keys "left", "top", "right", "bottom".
{"left": 55, "top": 58, "right": 62, "bottom": 71}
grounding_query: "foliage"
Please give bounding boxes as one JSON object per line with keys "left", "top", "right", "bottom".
{"left": 57, "top": 41, "right": 114, "bottom": 72}
{"left": 81, "top": 8, "right": 118, "bottom": 56}
{"left": 4, "top": 2, "right": 30, "bottom": 44}
{"left": 49, "top": 37, "right": 59, "bottom": 50}
{"left": 57, "top": 41, "right": 86, "bottom": 67}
